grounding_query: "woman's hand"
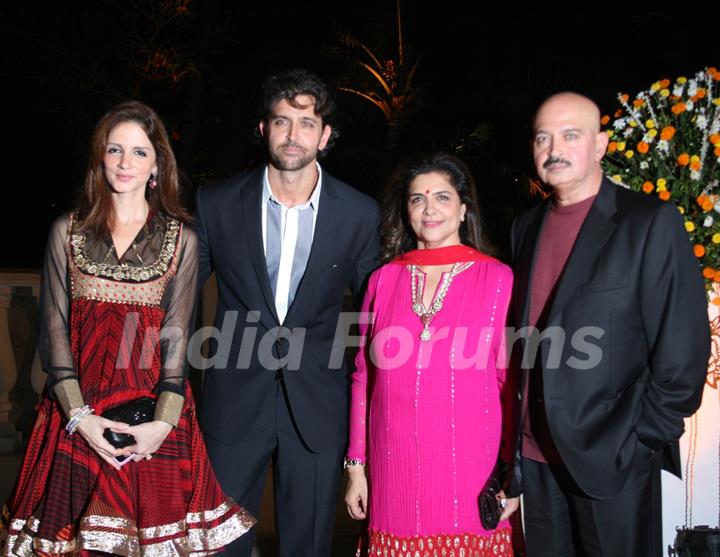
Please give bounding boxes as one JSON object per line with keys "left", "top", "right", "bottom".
{"left": 498, "top": 490, "right": 520, "bottom": 521}
{"left": 344, "top": 466, "right": 368, "bottom": 520}
{"left": 126, "top": 421, "right": 173, "bottom": 461}
{"left": 73, "top": 412, "right": 133, "bottom": 471}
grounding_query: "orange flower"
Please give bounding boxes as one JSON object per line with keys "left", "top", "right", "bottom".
{"left": 703, "top": 199, "right": 714, "bottom": 211}
{"left": 691, "top": 160, "right": 702, "bottom": 172}
{"left": 608, "top": 141, "right": 617, "bottom": 153}
{"left": 714, "top": 271, "right": 720, "bottom": 283}
{"left": 601, "top": 115, "right": 610, "bottom": 125}
{"left": 692, "top": 88, "right": 706, "bottom": 101}
{"left": 710, "top": 133, "right": 720, "bottom": 146}
{"left": 715, "top": 73, "right": 720, "bottom": 82}
{"left": 677, "top": 153, "right": 690, "bottom": 166}
{"left": 660, "top": 126, "right": 676, "bottom": 141}
{"left": 712, "top": 296, "right": 720, "bottom": 305}
{"left": 703, "top": 267, "right": 715, "bottom": 279}
{"left": 708, "top": 67, "right": 718, "bottom": 77}
{"left": 698, "top": 194, "right": 709, "bottom": 205}
{"left": 620, "top": 94, "right": 629, "bottom": 102}
{"left": 660, "top": 78, "right": 671, "bottom": 88}
{"left": 642, "top": 181, "right": 654, "bottom": 193}
{"left": 658, "top": 191, "right": 671, "bottom": 201}
{"left": 715, "top": 146, "right": 720, "bottom": 157}
{"left": 694, "top": 244, "right": 706, "bottom": 258}
{"left": 671, "top": 102, "right": 687, "bottom": 115}
{"left": 637, "top": 141, "right": 649, "bottom": 154}
{"left": 633, "top": 98, "right": 644, "bottom": 108}
{"left": 614, "top": 109, "right": 623, "bottom": 118}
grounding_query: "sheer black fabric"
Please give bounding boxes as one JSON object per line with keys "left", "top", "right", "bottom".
{"left": 39, "top": 212, "right": 198, "bottom": 398}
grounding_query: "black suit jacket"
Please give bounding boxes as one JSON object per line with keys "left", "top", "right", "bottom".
{"left": 195, "top": 167, "right": 380, "bottom": 452}
{"left": 508, "top": 178, "right": 710, "bottom": 499}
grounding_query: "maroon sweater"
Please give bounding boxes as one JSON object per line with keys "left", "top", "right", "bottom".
{"left": 521, "top": 195, "right": 596, "bottom": 463}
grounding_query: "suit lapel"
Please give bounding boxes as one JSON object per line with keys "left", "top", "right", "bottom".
{"left": 241, "top": 174, "right": 280, "bottom": 325}
{"left": 284, "top": 174, "right": 342, "bottom": 321}
{"left": 516, "top": 203, "right": 550, "bottom": 328}
{"left": 545, "top": 179, "right": 618, "bottom": 325}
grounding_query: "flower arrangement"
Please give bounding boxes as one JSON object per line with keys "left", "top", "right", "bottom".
{"left": 601, "top": 67, "right": 720, "bottom": 299}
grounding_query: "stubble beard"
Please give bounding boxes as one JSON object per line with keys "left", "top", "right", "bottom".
{"left": 269, "top": 144, "right": 317, "bottom": 171}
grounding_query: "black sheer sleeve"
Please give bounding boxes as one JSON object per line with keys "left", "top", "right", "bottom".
{"left": 38, "top": 216, "right": 78, "bottom": 393}
{"left": 156, "top": 224, "right": 199, "bottom": 396}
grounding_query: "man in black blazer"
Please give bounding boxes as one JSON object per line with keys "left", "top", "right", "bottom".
{"left": 195, "top": 69, "right": 380, "bottom": 556}
{"left": 508, "top": 92, "right": 710, "bottom": 556}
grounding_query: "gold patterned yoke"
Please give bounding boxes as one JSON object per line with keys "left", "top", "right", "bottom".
{"left": 68, "top": 216, "right": 181, "bottom": 307}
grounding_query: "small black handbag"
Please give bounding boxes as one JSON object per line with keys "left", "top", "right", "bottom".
{"left": 478, "top": 474, "right": 503, "bottom": 530}
{"left": 102, "top": 397, "right": 156, "bottom": 449}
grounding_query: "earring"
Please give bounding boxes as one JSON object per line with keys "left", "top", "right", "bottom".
{"left": 148, "top": 174, "right": 158, "bottom": 189}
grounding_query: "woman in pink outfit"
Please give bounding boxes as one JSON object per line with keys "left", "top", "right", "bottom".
{"left": 345, "top": 153, "right": 518, "bottom": 556}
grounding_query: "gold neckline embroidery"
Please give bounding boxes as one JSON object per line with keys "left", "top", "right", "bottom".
{"left": 70, "top": 217, "right": 180, "bottom": 282}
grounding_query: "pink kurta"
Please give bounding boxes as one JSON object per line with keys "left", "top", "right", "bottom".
{"left": 348, "top": 258, "right": 514, "bottom": 555}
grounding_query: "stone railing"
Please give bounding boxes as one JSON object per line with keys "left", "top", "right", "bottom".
{"left": 0, "top": 270, "right": 43, "bottom": 453}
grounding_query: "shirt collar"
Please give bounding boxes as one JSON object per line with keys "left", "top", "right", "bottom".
{"left": 262, "top": 162, "right": 323, "bottom": 211}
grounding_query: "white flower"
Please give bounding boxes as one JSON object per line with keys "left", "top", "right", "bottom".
{"left": 656, "top": 140, "right": 670, "bottom": 154}
{"left": 715, "top": 199, "right": 720, "bottom": 213}
{"left": 640, "top": 161, "right": 649, "bottom": 170}
{"left": 673, "top": 85, "right": 685, "bottom": 97}
{"left": 688, "top": 80, "right": 698, "bottom": 97}
{"left": 696, "top": 115, "right": 708, "bottom": 130}
{"left": 691, "top": 170, "right": 701, "bottom": 180}
{"left": 686, "top": 101, "right": 695, "bottom": 111}
{"left": 705, "top": 216, "right": 714, "bottom": 227}
{"left": 624, "top": 128, "right": 635, "bottom": 137}
{"left": 613, "top": 118, "right": 627, "bottom": 130}
{"left": 643, "top": 132, "right": 655, "bottom": 143}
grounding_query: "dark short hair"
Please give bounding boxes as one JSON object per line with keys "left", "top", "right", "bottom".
{"left": 260, "top": 68, "right": 339, "bottom": 153}
{"left": 380, "top": 152, "right": 495, "bottom": 263}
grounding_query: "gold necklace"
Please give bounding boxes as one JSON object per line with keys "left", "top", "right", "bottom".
{"left": 409, "top": 263, "right": 472, "bottom": 341}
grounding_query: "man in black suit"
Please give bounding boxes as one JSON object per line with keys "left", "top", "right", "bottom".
{"left": 508, "top": 92, "right": 710, "bottom": 556}
{"left": 195, "top": 68, "right": 380, "bottom": 556}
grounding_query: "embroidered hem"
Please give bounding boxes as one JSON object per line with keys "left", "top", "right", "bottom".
{"left": 363, "top": 527, "right": 513, "bottom": 557}
{"left": 1, "top": 501, "right": 255, "bottom": 557}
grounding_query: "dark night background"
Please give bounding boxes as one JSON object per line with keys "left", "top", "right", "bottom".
{"left": 1, "top": 2, "right": 715, "bottom": 267}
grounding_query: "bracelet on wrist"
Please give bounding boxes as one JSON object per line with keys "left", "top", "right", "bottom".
{"left": 65, "top": 405, "right": 94, "bottom": 435}
{"left": 343, "top": 457, "right": 366, "bottom": 469}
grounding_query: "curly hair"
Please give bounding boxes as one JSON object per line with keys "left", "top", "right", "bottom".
{"left": 380, "top": 153, "right": 495, "bottom": 263}
{"left": 259, "top": 68, "right": 339, "bottom": 155}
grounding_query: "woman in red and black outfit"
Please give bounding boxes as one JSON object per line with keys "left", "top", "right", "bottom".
{"left": 0, "top": 101, "right": 254, "bottom": 556}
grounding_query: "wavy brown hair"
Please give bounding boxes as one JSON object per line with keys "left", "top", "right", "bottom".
{"left": 77, "top": 100, "right": 191, "bottom": 234}
{"left": 380, "top": 152, "right": 495, "bottom": 263}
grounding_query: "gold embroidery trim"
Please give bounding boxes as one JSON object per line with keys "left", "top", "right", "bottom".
{"left": 53, "top": 379, "right": 84, "bottom": 417}
{"left": 2, "top": 502, "right": 256, "bottom": 557}
{"left": 154, "top": 391, "right": 185, "bottom": 427}
{"left": 70, "top": 217, "right": 180, "bottom": 282}
{"left": 368, "top": 527, "right": 513, "bottom": 557}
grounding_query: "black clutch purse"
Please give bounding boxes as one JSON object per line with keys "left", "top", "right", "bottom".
{"left": 102, "top": 397, "right": 156, "bottom": 449}
{"left": 478, "top": 475, "right": 503, "bottom": 530}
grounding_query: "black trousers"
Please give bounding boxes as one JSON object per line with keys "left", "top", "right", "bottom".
{"left": 204, "top": 382, "right": 344, "bottom": 557}
{"left": 521, "top": 455, "right": 662, "bottom": 557}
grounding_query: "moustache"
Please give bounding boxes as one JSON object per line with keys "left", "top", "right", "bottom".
{"left": 281, "top": 142, "right": 305, "bottom": 151}
{"left": 544, "top": 157, "right": 570, "bottom": 168}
